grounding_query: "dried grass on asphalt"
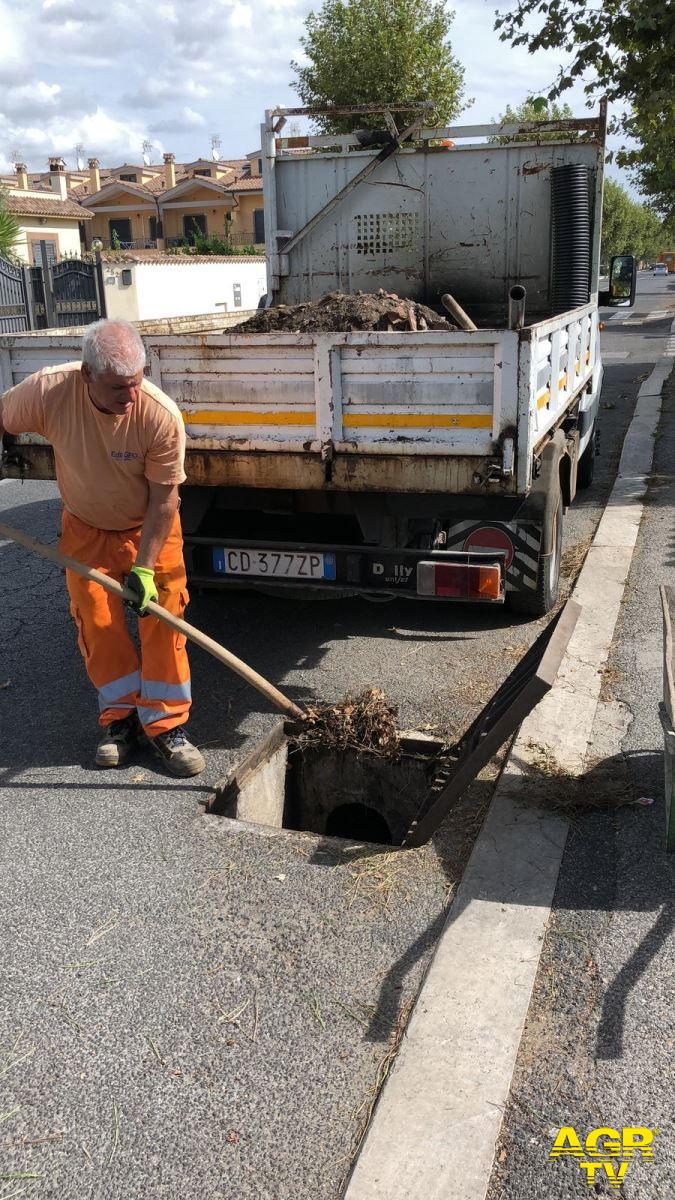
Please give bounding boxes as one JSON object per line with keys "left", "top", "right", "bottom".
{"left": 519, "top": 742, "right": 634, "bottom": 816}
{"left": 561, "top": 538, "right": 593, "bottom": 581}
{"left": 339, "top": 999, "right": 414, "bottom": 1193}
{"left": 345, "top": 847, "right": 428, "bottom": 912}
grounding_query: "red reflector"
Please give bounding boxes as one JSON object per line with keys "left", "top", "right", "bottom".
{"left": 433, "top": 563, "right": 502, "bottom": 600}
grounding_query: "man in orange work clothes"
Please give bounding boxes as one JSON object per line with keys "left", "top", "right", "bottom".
{"left": 0, "top": 318, "right": 205, "bottom": 777}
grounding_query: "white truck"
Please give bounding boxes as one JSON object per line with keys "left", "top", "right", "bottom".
{"left": 1, "top": 103, "right": 635, "bottom": 615}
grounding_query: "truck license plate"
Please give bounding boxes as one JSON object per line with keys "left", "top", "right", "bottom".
{"left": 213, "top": 547, "right": 336, "bottom": 581}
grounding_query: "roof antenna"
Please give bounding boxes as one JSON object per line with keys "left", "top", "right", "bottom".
{"left": 142, "top": 138, "right": 153, "bottom": 166}
{"left": 75, "top": 142, "right": 85, "bottom": 171}
{"left": 211, "top": 133, "right": 221, "bottom": 162}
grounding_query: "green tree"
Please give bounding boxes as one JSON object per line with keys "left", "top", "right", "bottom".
{"left": 291, "top": 0, "right": 465, "bottom": 133}
{"left": 601, "top": 178, "right": 668, "bottom": 267}
{"left": 494, "top": 0, "right": 675, "bottom": 217}
{"left": 0, "top": 191, "right": 19, "bottom": 261}
{"left": 490, "top": 98, "right": 575, "bottom": 143}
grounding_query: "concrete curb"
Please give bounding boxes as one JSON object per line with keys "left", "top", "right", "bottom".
{"left": 344, "top": 322, "right": 675, "bottom": 1200}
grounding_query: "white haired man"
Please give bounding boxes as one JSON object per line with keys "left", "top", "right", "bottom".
{"left": 0, "top": 318, "right": 205, "bottom": 777}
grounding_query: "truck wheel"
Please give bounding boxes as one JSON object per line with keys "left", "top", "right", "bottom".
{"left": 509, "top": 479, "right": 563, "bottom": 617}
{"left": 577, "top": 429, "right": 596, "bottom": 489}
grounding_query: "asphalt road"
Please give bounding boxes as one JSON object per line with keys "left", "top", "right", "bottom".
{"left": 0, "top": 273, "right": 672, "bottom": 1199}
{"left": 487, "top": 274, "right": 675, "bottom": 1199}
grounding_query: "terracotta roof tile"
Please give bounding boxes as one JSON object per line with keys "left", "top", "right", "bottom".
{"left": 226, "top": 174, "right": 263, "bottom": 192}
{"left": 4, "top": 193, "right": 92, "bottom": 219}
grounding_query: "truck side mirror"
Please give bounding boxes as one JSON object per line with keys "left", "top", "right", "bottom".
{"left": 599, "top": 254, "right": 637, "bottom": 307}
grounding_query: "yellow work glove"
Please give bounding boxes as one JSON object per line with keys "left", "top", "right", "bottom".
{"left": 124, "top": 565, "right": 159, "bottom": 616}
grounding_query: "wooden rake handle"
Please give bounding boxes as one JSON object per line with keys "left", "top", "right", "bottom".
{"left": 0, "top": 519, "right": 306, "bottom": 722}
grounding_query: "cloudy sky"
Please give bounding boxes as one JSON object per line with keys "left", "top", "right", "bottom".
{"left": 0, "top": 0, "right": 620, "bottom": 180}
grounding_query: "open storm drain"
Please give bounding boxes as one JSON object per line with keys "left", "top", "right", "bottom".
{"left": 203, "top": 599, "right": 581, "bottom": 848}
{"left": 206, "top": 724, "right": 445, "bottom": 847}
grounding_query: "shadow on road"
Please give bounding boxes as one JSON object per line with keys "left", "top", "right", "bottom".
{"left": 345, "top": 748, "right": 674, "bottom": 1048}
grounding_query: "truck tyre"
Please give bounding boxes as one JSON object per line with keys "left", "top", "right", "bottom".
{"left": 509, "top": 477, "right": 563, "bottom": 617}
{"left": 576, "top": 428, "right": 596, "bottom": 489}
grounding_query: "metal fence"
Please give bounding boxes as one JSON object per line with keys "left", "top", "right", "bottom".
{"left": 0, "top": 257, "right": 33, "bottom": 334}
{"left": 0, "top": 243, "right": 105, "bottom": 331}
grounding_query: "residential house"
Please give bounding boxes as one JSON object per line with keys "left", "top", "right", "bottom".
{"left": 3, "top": 159, "right": 92, "bottom": 264}
{"left": 0, "top": 147, "right": 265, "bottom": 257}
{"left": 76, "top": 152, "right": 265, "bottom": 250}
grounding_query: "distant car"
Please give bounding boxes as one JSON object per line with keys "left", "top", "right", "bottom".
{"left": 653, "top": 263, "right": 668, "bottom": 276}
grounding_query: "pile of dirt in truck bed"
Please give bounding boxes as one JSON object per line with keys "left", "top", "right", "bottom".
{"left": 231, "top": 290, "right": 455, "bottom": 334}
{"left": 298, "top": 688, "right": 401, "bottom": 758}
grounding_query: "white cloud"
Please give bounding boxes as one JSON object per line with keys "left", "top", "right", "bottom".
{"left": 183, "top": 107, "right": 206, "bottom": 127}
{"left": 230, "top": 3, "right": 252, "bottom": 28}
{"left": 0, "top": 0, "right": 632, "bottom": 193}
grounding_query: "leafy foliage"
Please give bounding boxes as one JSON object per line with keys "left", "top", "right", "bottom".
{"left": 601, "top": 179, "right": 669, "bottom": 267}
{"left": 166, "top": 234, "right": 264, "bottom": 257}
{"left": 490, "top": 99, "right": 576, "bottom": 143}
{"left": 291, "top": 0, "right": 465, "bottom": 133}
{"left": 0, "top": 192, "right": 19, "bottom": 261}
{"left": 494, "top": 0, "right": 675, "bottom": 216}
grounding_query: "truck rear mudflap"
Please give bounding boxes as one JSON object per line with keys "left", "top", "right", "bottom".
{"left": 184, "top": 537, "right": 507, "bottom": 603}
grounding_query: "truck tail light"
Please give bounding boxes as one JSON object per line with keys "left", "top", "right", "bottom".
{"left": 417, "top": 561, "right": 503, "bottom": 602}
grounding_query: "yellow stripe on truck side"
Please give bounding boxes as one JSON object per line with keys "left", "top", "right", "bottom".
{"left": 343, "top": 411, "right": 492, "bottom": 429}
{"left": 183, "top": 410, "right": 315, "bottom": 426}
{"left": 183, "top": 410, "right": 493, "bottom": 430}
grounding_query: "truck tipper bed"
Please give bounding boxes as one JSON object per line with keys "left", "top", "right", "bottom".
{"left": 0, "top": 102, "right": 635, "bottom": 615}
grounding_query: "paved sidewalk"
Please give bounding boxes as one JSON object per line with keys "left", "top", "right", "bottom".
{"left": 487, "top": 366, "right": 675, "bottom": 1199}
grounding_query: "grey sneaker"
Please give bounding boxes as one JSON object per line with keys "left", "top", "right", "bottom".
{"left": 148, "top": 725, "right": 205, "bottom": 777}
{"left": 95, "top": 713, "right": 141, "bottom": 768}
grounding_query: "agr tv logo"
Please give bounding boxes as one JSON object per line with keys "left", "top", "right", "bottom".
{"left": 549, "top": 1125, "right": 659, "bottom": 1187}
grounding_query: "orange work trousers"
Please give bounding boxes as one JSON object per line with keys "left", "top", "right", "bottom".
{"left": 60, "top": 509, "right": 191, "bottom": 737}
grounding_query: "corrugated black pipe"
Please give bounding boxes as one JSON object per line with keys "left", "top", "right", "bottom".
{"left": 551, "top": 164, "right": 592, "bottom": 315}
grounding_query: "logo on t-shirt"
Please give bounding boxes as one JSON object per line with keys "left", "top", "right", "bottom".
{"left": 110, "top": 450, "right": 139, "bottom": 461}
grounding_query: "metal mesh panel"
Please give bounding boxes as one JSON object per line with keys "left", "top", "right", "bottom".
{"left": 354, "top": 212, "right": 420, "bottom": 256}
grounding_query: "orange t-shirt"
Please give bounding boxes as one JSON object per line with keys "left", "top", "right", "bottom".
{"left": 2, "top": 362, "right": 186, "bottom": 531}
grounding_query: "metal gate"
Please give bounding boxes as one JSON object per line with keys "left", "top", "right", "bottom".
{"left": 0, "top": 257, "right": 31, "bottom": 334}
{"left": 0, "top": 248, "right": 105, "bottom": 331}
{"left": 51, "top": 258, "right": 103, "bottom": 327}
{"left": 29, "top": 265, "right": 49, "bottom": 330}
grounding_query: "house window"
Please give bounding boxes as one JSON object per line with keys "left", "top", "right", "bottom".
{"left": 183, "top": 213, "right": 207, "bottom": 242}
{"left": 109, "top": 218, "right": 132, "bottom": 247}
{"left": 194, "top": 168, "right": 211, "bottom": 177}
{"left": 233, "top": 283, "right": 242, "bottom": 307}
{"left": 253, "top": 209, "right": 265, "bottom": 244}
{"left": 119, "top": 173, "right": 137, "bottom": 182}
{"left": 148, "top": 216, "right": 159, "bottom": 242}
{"left": 30, "top": 239, "right": 58, "bottom": 267}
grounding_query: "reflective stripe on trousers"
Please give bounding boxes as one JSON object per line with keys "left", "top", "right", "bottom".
{"left": 98, "top": 669, "right": 142, "bottom": 712}
{"left": 137, "top": 678, "right": 193, "bottom": 732}
{"left": 60, "top": 510, "right": 192, "bottom": 737}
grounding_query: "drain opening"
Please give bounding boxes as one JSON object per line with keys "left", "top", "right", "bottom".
{"left": 324, "top": 802, "right": 393, "bottom": 845}
{"left": 207, "top": 724, "right": 445, "bottom": 847}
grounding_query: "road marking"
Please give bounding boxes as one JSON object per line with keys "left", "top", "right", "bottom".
{"left": 601, "top": 351, "right": 630, "bottom": 359}
{"left": 344, "top": 317, "right": 675, "bottom": 1200}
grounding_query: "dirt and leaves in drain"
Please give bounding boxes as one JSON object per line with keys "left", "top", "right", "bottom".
{"left": 298, "top": 688, "right": 401, "bottom": 758}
